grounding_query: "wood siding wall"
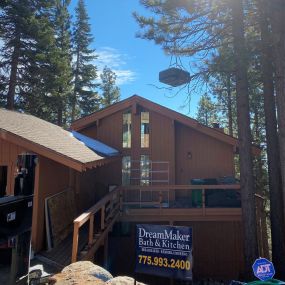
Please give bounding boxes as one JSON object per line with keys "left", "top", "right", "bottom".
{"left": 109, "top": 221, "right": 244, "bottom": 283}
{"left": 0, "top": 138, "right": 26, "bottom": 195}
{"left": 150, "top": 111, "right": 175, "bottom": 184}
{"left": 32, "top": 156, "right": 71, "bottom": 252}
{"left": 175, "top": 122, "right": 235, "bottom": 184}
{"left": 79, "top": 104, "right": 235, "bottom": 187}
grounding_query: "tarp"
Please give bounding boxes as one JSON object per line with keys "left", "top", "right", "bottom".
{"left": 71, "top": 131, "right": 119, "bottom": 157}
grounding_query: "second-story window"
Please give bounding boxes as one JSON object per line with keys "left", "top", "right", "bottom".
{"left": 140, "top": 155, "right": 150, "bottom": 185}
{"left": 122, "top": 156, "right": 131, "bottom": 185}
{"left": 123, "top": 111, "right": 131, "bottom": 148}
{"left": 141, "top": 111, "right": 149, "bottom": 148}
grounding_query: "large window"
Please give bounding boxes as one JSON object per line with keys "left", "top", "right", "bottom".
{"left": 141, "top": 111, "right": 149, "bottom": 148}
{"left": 122, "top": 156, "right": 131, "bottom": 185}
{"left": 122, "top": 111, "right": 132, "bottom": 148}
{"left": 140, "top": 155, "right": 150, "bottom": 185}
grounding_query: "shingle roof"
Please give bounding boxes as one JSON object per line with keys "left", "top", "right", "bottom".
{"left": 0, "top": 108, "right": 118, "bottom": 171}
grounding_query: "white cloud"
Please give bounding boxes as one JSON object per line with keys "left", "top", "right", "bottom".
{"left": 96, "top": 47, "right": 136, "bottom": 85}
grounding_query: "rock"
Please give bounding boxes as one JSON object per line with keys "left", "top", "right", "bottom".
{"left": 48, "top": 271, "right": 104, "bottom": 285}
{"left": 62, "top": 261, "right": 113, "bottom": 282}
{"left": 106, "top": 276, "right": 147, "bottom": 285}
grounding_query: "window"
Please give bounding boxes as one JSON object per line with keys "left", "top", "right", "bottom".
{"left": 140, "top": 155, "right": 150, "bottom": 185}
{"left": 122, "top": 111, "right": 131, "bottom": 148}
{"left": 141, "top": 111, "right": 149, "bottom": 148}
{"left": 122, "top": 156, "right": 131, "bottom": 185}
{"left": 0, "top": 166, "right": 7, "bottom": 198}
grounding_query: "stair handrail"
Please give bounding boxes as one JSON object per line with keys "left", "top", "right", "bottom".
{"left": 71, "top": 186, "right": 121, "bottom": 263}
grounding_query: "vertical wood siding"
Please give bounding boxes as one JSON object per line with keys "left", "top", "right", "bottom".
{"left": 109, "top": 221, "right": 244, "bottom": 282}
{"left": 175, "top": 122, "right": 235, "bottom": 184}
{"left": 0, "top": 138, "right": 25, "bottom": 195}
{"left": 33, "top": 156, "right": 71, "bottom": 252}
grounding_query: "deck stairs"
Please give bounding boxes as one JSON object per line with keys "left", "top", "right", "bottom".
{"left": 38, "top": 187, "right": 121, "bottom": 268}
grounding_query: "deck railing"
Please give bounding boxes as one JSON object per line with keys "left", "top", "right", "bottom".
{"left": 71, "top": 184, "right": 241, "bottom": 263}
{"left": 121, "top": 184, "right": 241, "bottom": 211}
{"left": 71, "top": 186, "right": 121, "bottom": 263}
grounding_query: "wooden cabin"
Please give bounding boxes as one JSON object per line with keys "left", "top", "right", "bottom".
{"left": 0, "top": 108, "right": 119, "bottom": 255}
{"left": 0, "top": 96, "right": 265, "bottom": 283}
{"left": 70, "top": 95, "right": 265, "bottom": 282}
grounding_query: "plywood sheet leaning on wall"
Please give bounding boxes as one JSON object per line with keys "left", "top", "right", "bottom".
{"left": 45, "top": 188, "right": 76, "bottom": 249}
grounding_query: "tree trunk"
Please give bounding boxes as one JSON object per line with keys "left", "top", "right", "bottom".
{"left": 270, "top": 0, "right": 285, "bottom": 224}
{"left": 71, "top": 49, "right": 80, "bottom": 122}
{"left": 226, "top": 74, "right": 233, "bottom": 136}
{"left": 258, "top": 0, "right": 285, "bottom": 278}
{"left": 7, "top": 33, "right": 20, "bottom": 110}
{"left": 231, "top": 0, "right": 258, "bottom": 278}
{"left": 57, "top": 100, "right": 63, "bottom": 126}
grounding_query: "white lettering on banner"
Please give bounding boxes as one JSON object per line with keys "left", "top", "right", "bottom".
{"left": 257, "top": 264, "right": 271, "bottom": 274}
{"left": 138, "top": 228, "right": 190, "bottom": 242}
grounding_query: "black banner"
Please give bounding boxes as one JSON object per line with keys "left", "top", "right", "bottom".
{"left": 135, "top": 224, "right": 193, "bottom": 280}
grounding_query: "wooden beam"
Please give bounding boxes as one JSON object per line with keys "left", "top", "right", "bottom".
{"left": 88, "top": 214, "right": 94, "bottom": 246}
{"left": 71, "top": 223, "right": 79, "bottom": 263}
{"left": 101, "top": 206, "right": 105, "bottom": 231}
{"left": 121, "top": 184, "right": 240, "bottom": 190}
{"left": 31, "top": 158, "right": 40, "bottom": 251}
{"left": 72, "top": 99, "right": 133, "bottom": 131}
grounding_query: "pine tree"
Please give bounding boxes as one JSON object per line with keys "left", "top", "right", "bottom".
{"left": 206, "top": 45, "right": 236, "bottom": 136}
{"left": 72, "top": 0, "right": 98, "bottom": 121}
{"left": 0, "top": 0, "right": 49, "bottom": 110}
{"left": 100, "top": 66, "right": 120, "bottom": 108}
{"left": 18, "top": 1, "right": 58, "bottom": 121}
{"left": 231, "top": 0, "right": 258, "bottom": 276}
{"left": 50, "top": 0, "right": 72, "bottom": 126}
{"left": 256, "top": 0, "right": 285, "bottom": 276}
{"left": 135, "top": 1, "right": 259, "bottom": 276}
{"left": 196, "top": 93, "right": 218, "bottom": 127}
{"left": 269, "top": 0, "right": 285, "bottom": 231}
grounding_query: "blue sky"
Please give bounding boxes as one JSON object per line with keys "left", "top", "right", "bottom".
{"left": 70, "top": 0, "right": 202, "bottom": 116}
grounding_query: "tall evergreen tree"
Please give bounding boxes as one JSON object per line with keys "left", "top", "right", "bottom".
{"left": 231, "top": 1, "right": 259, "bottom": 276}
{"left": 50, "top": 0, "right": 72, "bottom": 126}
{"left": 0, "top": 0, "right": 50, "bottom": 110}
{"left": 18, "top": 1, "right": 57, "bottom": 121}
{"left": 72, "top": 0, "right": 98, "bottom": 121}
{"left": 134, "top": 1, "right": 260, "bottom": 276}
{"left": 256, "top": 0, "right": 285, "bottom": 276}
{"left": 206, "top": 45, "right": 236, "bottom": 136}
{"left": 196, "top": 93, "right": 218, "bottom": 127}
{"left": 100, "top": 66, "right": 120, "bottom": 108}
{"left": 269, "top": 0, "right": 285, "bottom": 230}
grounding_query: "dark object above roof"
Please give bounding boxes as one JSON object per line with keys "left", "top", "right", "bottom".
{"left": 159, "top": 67, "right": 191, "bottom": 87}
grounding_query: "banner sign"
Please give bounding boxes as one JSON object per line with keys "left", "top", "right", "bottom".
{"left": 135, "top": 224, "right": 193, "bottom": 280}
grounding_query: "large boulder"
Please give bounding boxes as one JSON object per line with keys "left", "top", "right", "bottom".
{"left": 62, "top": 261, "right": 113, "bottom": 282}
{"left": 48, "top": 271, "right": 104, "bottom": 285}
{"left": 106, "top": 276, "right": 147, "bottom": 285}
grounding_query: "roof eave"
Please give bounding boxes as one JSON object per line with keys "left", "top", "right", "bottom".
{"left": 0, "top": 129, "right": 96, "bottom": 172}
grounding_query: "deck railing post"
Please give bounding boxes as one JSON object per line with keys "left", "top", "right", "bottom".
{"left": 101, "top": 205, "right": 105, "bottom": 231}
{"left": 88, "top": 213, "right": 94, "bottom": 246}
{"left": 202, "top": 189, "right": 206, "bottom": 216}
{"left": 119, "top": 188, "right": 123, "bottom": 213}
{"left": 159, "top": 191, "right": 162, "bottom": 210}
{"left": 71, "top": 222, "right": 79, "bottom": 263}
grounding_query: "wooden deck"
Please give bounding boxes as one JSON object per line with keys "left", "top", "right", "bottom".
{"left": 39, "top": 226, "right": 89, "bottom": 269}
{"left": 120, "top": 208, "right": 242, "bottom": 222}
{"left": 41, "top": 185, "right": 242, "bottom": 267}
